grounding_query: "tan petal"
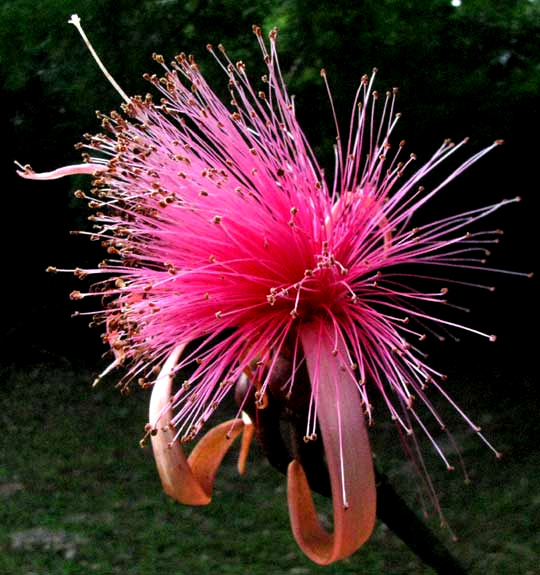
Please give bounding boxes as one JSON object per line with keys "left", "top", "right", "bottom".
{"left": 187, "top": 418, "right": 245, "bottom": 494}
{"left": 149, "top": 345, "right": 244, "bottom": 505}
{"left": 236, "top": 413, "right": 255, "bottom": 475}
{"left": 287, "top": 323, "right": 376, "bottom": 564}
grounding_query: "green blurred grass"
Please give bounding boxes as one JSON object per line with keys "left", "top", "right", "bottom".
{"left": 0, "top": 360, "right": 538, "bottom": 575}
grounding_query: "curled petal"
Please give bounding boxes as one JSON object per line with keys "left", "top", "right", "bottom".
{"left": 287, "top": 323, "right": 376, "bottom": 564}
{"left": 236, "top": 412, "right": 255, "bottom": 475}
{"left": 16, "top": 163, "right": 106, "bottom": 180}
{"left": 186, "top": 418, "right": 245, "bottom": 495}
{"left": 149, "top": 345, "right": 244, "bottom": 505}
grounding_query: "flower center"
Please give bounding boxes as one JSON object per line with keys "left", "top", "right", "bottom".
{"left": 267, "top": 248, "right": 351, "bottom": 323}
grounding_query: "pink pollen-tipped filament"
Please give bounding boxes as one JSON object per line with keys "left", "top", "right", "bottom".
{"left": 15, "top": 162, "right": 106, "bottom": 180}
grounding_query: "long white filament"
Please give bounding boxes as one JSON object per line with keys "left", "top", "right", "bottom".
{"left": 68, "top": 14, "right": 131, "bottom": 105}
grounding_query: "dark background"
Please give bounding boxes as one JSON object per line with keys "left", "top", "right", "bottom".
{"left": 1, "top": 0, "right": 537, "bottom": 384}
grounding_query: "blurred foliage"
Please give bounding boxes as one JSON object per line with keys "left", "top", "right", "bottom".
{"left": 3, "top": 0, "right": 539, "bottom": 149}
{"left": 1, "top": 0, "right": 538, "bottom": 362}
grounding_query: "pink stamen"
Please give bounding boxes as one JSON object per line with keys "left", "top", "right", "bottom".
{"left": 16, "top": 162, "right": 106, "bottom": 180}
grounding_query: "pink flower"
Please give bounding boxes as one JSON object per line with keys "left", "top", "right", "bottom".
{"left": 18, "top": 18, "right": 530, "bottom": 565}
